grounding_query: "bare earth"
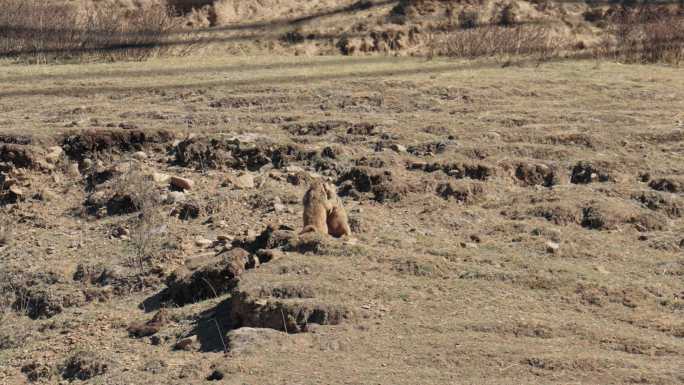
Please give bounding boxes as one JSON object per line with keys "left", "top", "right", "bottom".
{"left": 0, "top": 56, "right": 683, "bottom": 385}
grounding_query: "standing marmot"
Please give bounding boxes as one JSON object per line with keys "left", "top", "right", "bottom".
{"left": 323, "top": 182, "right": 351, "bottom": 238}
{"left": 300, "top": 180, "right": 332, "bottom": 235}
{"left": 300, "top": 180, "right": 352, "bottom": 238}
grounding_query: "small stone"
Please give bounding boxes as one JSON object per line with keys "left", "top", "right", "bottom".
{"left": 224, "top": 173, "right": 254, "bottom": 189}
{"left": 546, "top": 241, "right": 560, "bottom": 254}
{"left": 166, "top": 191, "right": 185, "bottom": 204}
{"left": 217, "top": 234, "right": 233, "bottom": 243}
{"left": 132, "top": 151, "right": 148, "bottom": 161}
{"left": 284, "top": 166, "right": 304, "bottom": 173}
{"left": 112, "top": 227, "right": 130, "bottom": 239}
{"left": 460, "top": 242, "right": 478, "bottom": 249}
{"left": 256, "top": 249, "right": 285, "bottom": 263}
{"left": 152, "top": 172, "right": 170, "bottom": 184}
{"left": 170, "top": 176, "right": 194, "bottom": 191}
{"left": 8, "top": 184, "right": 23, "bottom": 197}
{"left": 195, "top": 237, "right": 213, "bottom": 248}
{"left": 45, "top": 146, "right": 63, "bottom": 163}
{"left": 390, "top": 144, "right": 406, "bottom": 153}
{"left": 273, "top": 203, "right": 286, "bottom": 213}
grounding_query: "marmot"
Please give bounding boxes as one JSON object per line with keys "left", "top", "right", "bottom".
{"left": 323, "top": 182, "right": 352, "bottom": 238}
{"left": 300, "top": 180, "right": 332, "bottom": 235}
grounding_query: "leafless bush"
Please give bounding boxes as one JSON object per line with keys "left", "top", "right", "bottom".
{"left": 0, "top": 215, "right": 12, "bottom": 249}
{"left": 0, "top": 0, "right": 196, "bottom": 63}
{"left": 441, "top": 24, "right": 559, "bottom": 62}
{"left": 117, "top": 162, "right": 166, "bottom": 273}
{"left": 606, "top": 5, "right": 684, "bottom": 65}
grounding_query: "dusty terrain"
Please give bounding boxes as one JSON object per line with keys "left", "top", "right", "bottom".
{"left": 1, "top": 54, "right": 683, "bottom": 385}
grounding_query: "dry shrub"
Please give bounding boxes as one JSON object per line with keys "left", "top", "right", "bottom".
{"left": 116, "top": 162, "right": 166, "bottom": 273}
{"left": 440, "top": 24, "right": 559, "bottom": 61}
{"left": 0, "top": 216, "right": 11, "bottom": 249}
{"left": 0, "top": 0, "right": 195, "bottom": 63}
{"left": 604, "top": 5, "right": 684, "bottom": 65}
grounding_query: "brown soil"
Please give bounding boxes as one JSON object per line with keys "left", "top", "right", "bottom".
{"left": 0, "top": 55, "right": 683, "bottom": 384}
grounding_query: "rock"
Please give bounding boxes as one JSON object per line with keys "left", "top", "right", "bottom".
{"left": 273, "top": 203, "right": 286, "bottom": 213}
{"left": 195, "top": 237, "right": 213, "bottom": 248}
{"left": 217, "top": 234, "right": 233, "bottom": 243}
{"left": 170, "top": 176, "right": 194, "bottom": 191}
{"left": 390, "top": 144, "right": 407, "bottom": 153}
{"left": 284, "top": 165, "right": 304, "bottom": 173}
{"left": 460, "top": 242, "right": 478, "bottom": 249}
{"left": 152, "top": 172, "right": 170, "bottom": 184}
{"left": 8, "top": 185, "right": 24, "bottom": 200}
{"left": 127, "top": 322, "right": 161, "bottom": 338}
{"left": 132, "top": 151, "right": 148, "bottom": 160}
{"left": 225, "top": 327, "right": 288, "bottom": 354}
{"left": 111, "top": 226, "right": 130, "bottom": 239}
{"left": 174, "top": 336, "right": 198, "bottom": 351}
{"left": 224, "top": 172, "right": 255, "bottom": 189}
{"left": 45, "top": 146, "right": 63, "bottom": 163}
{"left": 166, "top": 191, "right": 185, "bottom": 204}
{"left": 256, "top": 249, "right": 285, "bottom": 263}
{"left": 546, "top": 241, "right": 560, "bottom": 254}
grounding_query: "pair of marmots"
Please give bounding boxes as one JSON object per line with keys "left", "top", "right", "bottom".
{"left": 301, "top": 180, "right": 351, "bottom": 238}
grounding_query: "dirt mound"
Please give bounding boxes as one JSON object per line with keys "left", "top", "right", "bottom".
{"left": 436, "top": 180, "right": 486, "bottom": 204}
{"left": 62, "top": 129, "right": 174, "bottom": 161}
{"left": 338, "top": 167, "right": 409, "bottom": 202}
{"left": 409, "top": 161, "right": 494, "bottom": 180}
{"left": 581, "top": 200, "right": 667, "bottom": 232}
{"left": 570, "top": 161, "right": 614, "bottom": 184}
{"left": 512, "top": 161, "right": 561, "bottom": 187}
{"left": 165, "top": 248, "right": 248, "bottom": 305}
{"left": 174, "top": 136, "right": 275, "bottom": 171}
{"left": 229, "top": 291, "right": 350, "bottom": 333}
{"left": 59, "top": 351, "right": 110, "bottom": 381}
{"left": 649, "top": 176, "right": 684, "bottom": 193}
{"left": 0, "top": 144, "right": 42, "bottom": 169}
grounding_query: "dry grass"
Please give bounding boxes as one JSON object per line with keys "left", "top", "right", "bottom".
{"left": 0, "top": 52, "right": 683, "bottom": 384}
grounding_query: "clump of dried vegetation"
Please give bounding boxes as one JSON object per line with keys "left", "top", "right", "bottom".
{"left": 601, "top": 4, "right": 684, "bottom": 65}
{"left": 436, "top": 2, "right": 682, "bottom": 65}
{"left": 0, "top": 0, "right": 198, "bottom": 63}
{"left": 117, "top": 162, "right": 167, "bottom": 274}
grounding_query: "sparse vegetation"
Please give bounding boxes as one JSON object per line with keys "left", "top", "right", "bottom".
{"left": 120, "top": 162, "right": 166, "bottom": 273}
{"left": 441, "top": 24, "right": 558, "bottom": 61}
{"left": 0, "top": 0, "right": 194, "bottom": 63}
{"left": 1, "top": 1, "right": 684, "bottom": 384}
{"left": 595, "top": 4, "right": 684, "bottom": 65}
